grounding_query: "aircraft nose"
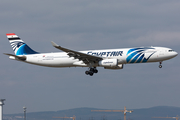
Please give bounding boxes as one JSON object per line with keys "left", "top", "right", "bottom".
{"left": 171, "top": 51, "right": 178, "bottom": 58}
{"left": 174, "top": 51, "right": 178, "bottom": 57}
{"left": 168, "top": 50, "right": 178, "bottom": 59}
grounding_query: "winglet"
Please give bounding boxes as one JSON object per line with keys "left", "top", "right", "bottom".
{"left": 51, "top": 41, "right": 60, "bottom": 48}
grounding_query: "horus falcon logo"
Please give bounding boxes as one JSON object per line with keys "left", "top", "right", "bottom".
{"left": 10, "top": 41, "right": 25, "bottom": 52}
{"left": 126, "top": 47, "right": 156, "bottom": 63}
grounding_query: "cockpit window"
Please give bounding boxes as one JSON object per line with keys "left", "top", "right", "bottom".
{"left": 169, "top": 50, "right": 174, "bottom": 52}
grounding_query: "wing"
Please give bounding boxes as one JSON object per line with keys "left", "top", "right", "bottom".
{"left": 51, "top": 41, "right": 102, "bottom": 64}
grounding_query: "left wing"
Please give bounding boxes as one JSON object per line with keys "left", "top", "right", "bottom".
{"left": 51, "top": 41, "right": 102, "bottom": 64}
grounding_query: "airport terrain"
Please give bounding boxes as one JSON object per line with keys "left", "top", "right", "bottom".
{"left": 4, "top": 106, "right": 180, "bottom": 120}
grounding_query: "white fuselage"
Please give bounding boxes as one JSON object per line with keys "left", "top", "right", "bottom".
{"left": 11, "top": 46, "right": 178, "bottom": 68}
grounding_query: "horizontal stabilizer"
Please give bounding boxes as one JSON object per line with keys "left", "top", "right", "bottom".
{"left": 4, "top": 53, "right": 26, "bottom": 61}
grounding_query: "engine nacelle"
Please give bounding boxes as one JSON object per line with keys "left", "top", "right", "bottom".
{"left": 104, "top": 64, "right": 123, "bottom": 69}
{"left": 98, "top": 59, "right": 118, "bottom": 67}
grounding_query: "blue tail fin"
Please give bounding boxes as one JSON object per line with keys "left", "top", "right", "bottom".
{"left": 6, "top": 33, "right": 38, "bottom": 55}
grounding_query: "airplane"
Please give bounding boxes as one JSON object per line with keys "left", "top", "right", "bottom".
{"left": 4, "top": 33, "right": 178, "bottom": 76}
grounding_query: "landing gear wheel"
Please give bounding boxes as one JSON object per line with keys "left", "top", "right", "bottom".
{"left": 89, "top": 72, "right": 94, "bottom": 76}
{"left": 159, "top": 65, "right": 162, "bottom": 68}
{"left": 94, "top": 69, "right": 98, "bottom": 73}
{"left": 85, "top": 71, "right": 89, "bottom": 75}
{"left": 85, "top": 67, "right": 98, "bottom": 76}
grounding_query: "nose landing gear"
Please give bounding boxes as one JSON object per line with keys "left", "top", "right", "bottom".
{"left": 159, "top": 62, "right": 162, "bottom": 68}
{"left": 85, "top": 67, "right": 98, "bottom": 76}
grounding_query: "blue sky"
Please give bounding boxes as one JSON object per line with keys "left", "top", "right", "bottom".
{"left": 0, "top": 0, "right": 180, "bottom": 114}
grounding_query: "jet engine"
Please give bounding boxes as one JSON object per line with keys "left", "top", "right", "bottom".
{"left": 104, "top": 64, "right": 123, "bottom": 69}
{"left": 99, "top": 59, "right": 118, "bottom": 67}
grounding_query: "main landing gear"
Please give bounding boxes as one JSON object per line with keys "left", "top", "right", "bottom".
{"left": 159, "top": 61, "right": 162, "bottom": 68}
{"left": 85, "top": 67, "right": 98, "bottom": 76}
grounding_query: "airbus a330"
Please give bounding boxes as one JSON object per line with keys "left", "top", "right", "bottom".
{"left": 4, "top": 33, "right": 178, "bottom": 76}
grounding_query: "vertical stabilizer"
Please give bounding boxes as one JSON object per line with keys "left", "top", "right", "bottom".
{"left": 6, "top": 33, "right": 38, "bottom": 55}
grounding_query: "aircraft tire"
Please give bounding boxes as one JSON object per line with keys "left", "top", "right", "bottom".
{"left": 94, "top": 69, "right": 98, "bottom": 73}
{"left": 85, "top": 71, "right": 89, "bottom": 75}
{"left": 159, "top": 65, "right": 162, "bottom": 68}
{"left": 89, "top": 71, "right": 94, "bottom": 76}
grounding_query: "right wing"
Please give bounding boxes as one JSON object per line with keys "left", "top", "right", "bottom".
{"left": 51, "top": 41, "right": 103, "bottom": 64}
